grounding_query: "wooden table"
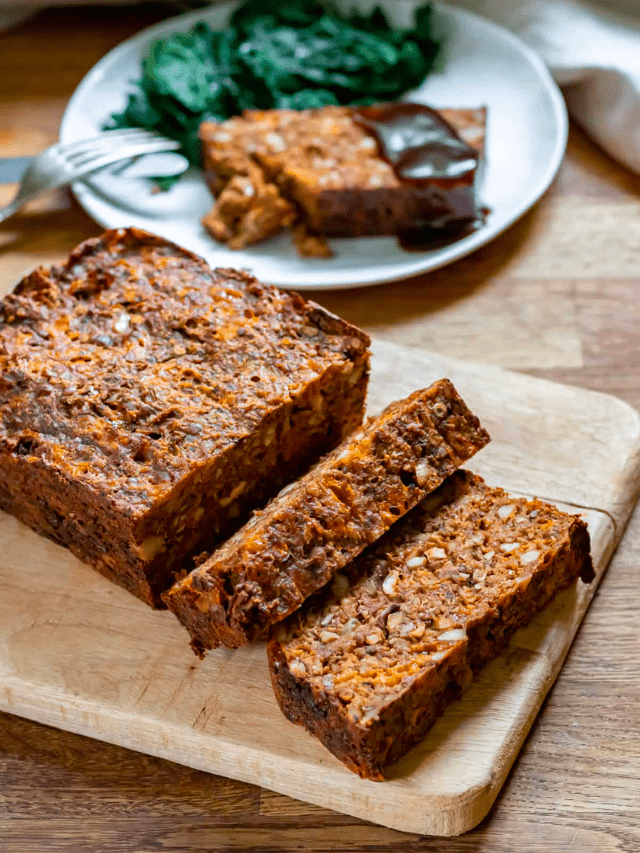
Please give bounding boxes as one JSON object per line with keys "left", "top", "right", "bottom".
{"left": 1, "top": 6, "right": 639, "bottom": 852}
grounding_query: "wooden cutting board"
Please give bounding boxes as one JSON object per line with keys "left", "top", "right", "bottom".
{"left": 1, "top": 340, "right": 638, "bottom": 836}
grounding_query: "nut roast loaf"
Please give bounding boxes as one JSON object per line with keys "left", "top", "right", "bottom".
{"left": 0, "top": 228, "right": 370, "bottom": 606}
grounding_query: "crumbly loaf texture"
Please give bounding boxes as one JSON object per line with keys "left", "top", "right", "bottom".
{"left": 164, "top": 380, "right": 490, "bottom": 652}
{"left": 268, "top": 471, "right": 594, "bottom": 780}
{"left": 0, "top": 227, "right": 370, "bottom": 606}
{"left": 199, "top": 105, "right": 486, "bottom": 255}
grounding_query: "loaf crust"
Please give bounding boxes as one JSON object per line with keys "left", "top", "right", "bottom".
{"left": 0, "top": 227, "right": 370, "bottom": 606}
{"left": 268, "top": 471, "right": 594, "bottom": 780}
{"left": 164, "top": 381, "right": 489, "bottom": 651}
{"left": 199, "top": 105, "right": 486, "bottom": 253}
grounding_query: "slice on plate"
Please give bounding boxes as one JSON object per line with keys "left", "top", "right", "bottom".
{"left": 200, "top": 103, "right": 486, "bottom": 256}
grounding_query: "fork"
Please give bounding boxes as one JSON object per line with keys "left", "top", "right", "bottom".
{"left": 0, "top": 128, "right": 182, "bottom": 223}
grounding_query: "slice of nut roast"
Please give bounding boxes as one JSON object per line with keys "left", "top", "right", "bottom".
{"left": 164, "top": 381, "right": 489, "bottom": 652}
{"left": 268, "top": 470, "right": 593, "bottom": 780}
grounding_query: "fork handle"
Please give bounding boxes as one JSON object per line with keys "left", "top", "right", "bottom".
{"left": 0, "top": 157, "right": 33, "bottom": 185}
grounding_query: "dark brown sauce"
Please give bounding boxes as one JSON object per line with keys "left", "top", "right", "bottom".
{"left": 352, "top": 103, "right": 484, "bottom": 250}
{"left": 398, "top": 220, "right": 478, "bottom": 252}
{"left": 399, "top": 206, "right": 491, "bottom": 252}
{"left": 353, "top": 102, "right": 478, "bottom": 183}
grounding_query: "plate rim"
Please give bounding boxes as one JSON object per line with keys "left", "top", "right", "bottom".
{"left": 60, "top": 1, "right": 568, "bottom": 291}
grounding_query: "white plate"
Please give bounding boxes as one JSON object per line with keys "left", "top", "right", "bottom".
{"left": 60, "top": 1, "right": 567, "bottom": 290}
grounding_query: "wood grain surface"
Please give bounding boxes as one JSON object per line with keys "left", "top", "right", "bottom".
{"left": 1, "top": 5, "right": 640, "bottom": 852}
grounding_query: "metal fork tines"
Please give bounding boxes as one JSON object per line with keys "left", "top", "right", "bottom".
{"left": 0, "top": 128, "right": 182, "bottom": 223}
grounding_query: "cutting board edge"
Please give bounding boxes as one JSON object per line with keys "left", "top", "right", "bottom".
{"left": 0, "top": 617, "right": 584, "bottom": 836}
{"left": 0, "top": 653, "right": 551, "bottom": 837}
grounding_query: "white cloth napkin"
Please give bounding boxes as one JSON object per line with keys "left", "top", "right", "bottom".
{"left": 451, "top": 0, "right": 640, "bottom": 173}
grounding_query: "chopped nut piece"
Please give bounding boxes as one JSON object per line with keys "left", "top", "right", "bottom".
{"left": 438, "top": 628, "right": 467, "bottom": 642}
{"left": 386, "top": 611, "right": 405, "bottom": 632}
{"left": 428, "top": 547, "right": 447, "bottom": 560}
{"left": 358, "top": 136, "right": 377, "bottom": 151}
{"left": 114, "top": 312, "right": 130, "bottom": 334}
{"left": 138, "top": 535, "right": 164, "bottom": 562}
{"left": 319, "top": 630, "right": 340, "bottom": 643}
{"left": 360, "top": 706, "right": 379, "bottom": 724}
{"left": 308, "top": 658, "right": 322, "bottom": 675}
{"left": 520, "top": 549, "right": 541, "bottom": 564}
{"left": 289, "top": 658, "right": 307, "bottom": 677}
{"left": 341, "top": 618, "right": 359, "bottom": 635}
{"left": 432, "top": 402, "right": 448, "bottom": 419}
{"left": 382, "top": 570, "right": 400, "bottom": 596}
{"left": 414, "top": 460, "right": 432, "bottom": 487}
